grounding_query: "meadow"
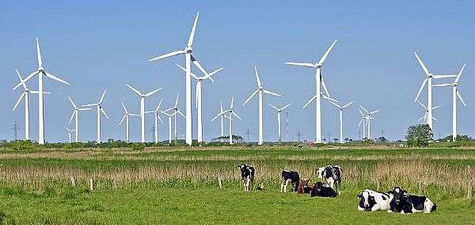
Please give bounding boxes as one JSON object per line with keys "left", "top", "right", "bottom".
{"left": 0, "top": 145, "right": 473, "bottom": 224}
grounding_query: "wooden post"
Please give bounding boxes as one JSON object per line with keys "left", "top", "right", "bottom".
{"left": 218, "top": 177, "right": 223, "bottom": 189}
{"left": 376, "top": 179, "right": 380, "bottom": 191}
{"left": 89, "top": 178, "right": 94, "bottom": 191}
{"left": 70, "top": 177, "right": 76, "bottom": 187}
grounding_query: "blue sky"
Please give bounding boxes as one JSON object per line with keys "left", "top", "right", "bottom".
{"left": 1, "top": 0, "right": 475, "bottom": 142}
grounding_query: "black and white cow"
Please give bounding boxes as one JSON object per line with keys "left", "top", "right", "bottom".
{"left": 281, "top": 170, "right": 300, "bottom": 193}
{"left": 310, "top": 181, "right": 338, "bottom": 198}
{"left": 357, "top": 189, "right": 391, "bottom": 211}
{"left": 315, "top": 165, "right": 342, "bottom": 194}
{"left": 388, "top": 187, "right": 437, "bottom": 214}
{"left": 238, "top": 164, "right": 255, "bottom": 192}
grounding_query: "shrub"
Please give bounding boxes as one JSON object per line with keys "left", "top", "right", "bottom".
{"left": 131, "top": 143, "right": 145, "bottom": 151}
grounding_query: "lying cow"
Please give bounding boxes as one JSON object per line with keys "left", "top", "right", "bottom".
{"left": 297, "top": 179, "right": 313, "bottom": 194}
{"left": 388, "top": 187, "right": 437, "bottom": 214}
{"left": 281, "top": 170, "right": 300, "bottom": 192}
{"left": 357, "top": 189, "right": 391, "bottom": 211}
{"left": 315, "top": 165, "right": 342, "bottom": 194}
{"left": 238, "top": 164, "right": 255, "bottom": 192}
{"left": 310, "top": 181, "right": 337, "bottom": 198}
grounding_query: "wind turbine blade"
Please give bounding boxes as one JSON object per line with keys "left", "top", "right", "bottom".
{"left": 230, "top": 97, "right": 234, "bottom": 109}
{"left": 432, "top": 105, "right": 440, "bottom": 110}
{"left": 36, "top": 38, "right": 43, "bottom": 67}
{"left": 359, "top": 105, "right": 369, "bottom": 114}
{"left": 69, "top": 111, "right": 76, "bottom": 124}
{"left": 414, "top": 52, "right": 430, "bottom": 76}
{"left": 68, "top": 96, "right": 77, "bottom": 109}
{"left": 415, "top": 79, "right": 427, "bottom": 102}
{"left": 99, "top": 89, "right": 107, "bottom": 104}
{"left": 254, "top": 66, "right": 262, "bottom": 88}
{"left": 12, "top": 93, "right": 25, "bottom": 111}
{"left": 211, "top": 113, "right": 221, "bottom": 121}
{"left": 176, "top": 64, "right": 199, "bottom": 80}
{"left": 13, "top": 71, "right": 38, "bottom": 90}
{"left": 156, "top": 99, "right": 163, "bottom": 111}
{"left": 281, "top": 103, "right": 292, "bottom": 111}
{"left": 457, "top": 90, "right": 466, "bottom": 106}
{"left": 144, "top": 88, "right": 162, "bottom": 97}
{"left": 81, "top": 103, "right": 97, "bottom": 107}
{"left": 284, "top": 62, "right": 316, "bottom": 68}
{"left": 44, "top": 72, "right": 70, "bottom": 85}
{"left": 321, "top": 78, "right": 330, "bottom": 97}
{"left": 370, "top": 110, "right": 380, "bottom": 114}
{"left": 263, "top": 89, "right": 282, "bottom": 97}
{"left": 187, "top": 12, "right": 200, "bottom": 47}
{"left": 157, "top": 114, "right": 164, "bottom": 124}
{"left": 433, "top": 75, "right": 457, "bottom": 79}
{"left": 78, "top": 107, "right": 92, "bottom": 111}
{"left": 322, "top": 95, "right": 338, "bottom": 103}
{"left": 303, "top": 95, "right": 316, "bottom": 109}
{"left": 417, "top": 100, "right": 428, "bottom": 110}
{"left": 126, "top": 84, "right": 143, "bottom": 96}
{"left": 101, "top": 108, "right": 109, "bottom": 119}
{"left": 175, "top": 94, "right": 179, "bottom": 108}
{"left": 15, "top": 69, "right": 27, "bottom": 90}
{"left": 328, "top": 100, "right": 340, "bottom": 108}
{"left": 191, "top": 55, "right": 209, "bottom": 77}
{"left": 358, "top": 108, "right": 364, "bottom": 116}
{"left": 148, "top": 50, "right": 186, "bottom": 62}
{"left": 418, "top": 114, "right": 426, "bottom": 122}
{"left": 119, "top": 115, "right": 126, "bottom": 125}
{"left": 177, "top": 110, "right": 186, "bottom": 118}
{"left": 268, "top": 104, "right": 279, "bottom": 111}
{"left": 203, "top": 67, "right": 223, "bottom": 82}
{"left": 357, "top": 119, "right": 363, "bottom": 127}
{"left": 318, "top": 39, "right": 338, "bottom": 65}
{"left": 342, "top": 101, "right": 353, "bottom": 109}
{"left": 232, "top": 111, "right": 241, "bottom": 120}
{"left": 455, "top": 64, "right": 466, "bottom": 83}
{"left": 243, "top": 90, "right": 259, "bottom": 105}
{"left": 432, "top": 116, "right": 438, "bottom": 121}
{"left": 121, "top": 102, "right": 128, "bottom": 114}
{"left": 433, "top": 83, "right": 452, "bottom": 87}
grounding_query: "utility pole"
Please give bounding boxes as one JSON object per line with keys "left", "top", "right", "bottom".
{"left": 297, "top": 130, "right": 302, "bottom": 142}
{"left": 12, "top": 122, "right": 20, "bottom": 141}
{"left": 245, "top": 128, "right": 251, "bottom": 143}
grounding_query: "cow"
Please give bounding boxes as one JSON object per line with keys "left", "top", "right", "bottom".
{"left": 315, "top": 165, "right": 342, "bottom": 194}
{"left": 297, "top": 179, "right": 313, "bottom": 194}
{"left": 238, "top": 164, "right": 255, "bottom": 192}
{"left": 281, "top": 170, "right": 300, "bottom": 192}
{"left": 357, "top": 189, "right": 391, "bottom": 211}
{"left": 388, "top": 187, "right": 437, "bottom": 214}
{"left": 310, "top": 181, "right": 338, "bottom": 198}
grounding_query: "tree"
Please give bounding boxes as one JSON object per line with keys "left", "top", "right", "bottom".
{"left": 438, "top": 134, "right": 471, "bottom": 142}
{"left": 406, "top": 124, "right": 433, "bottom": 147}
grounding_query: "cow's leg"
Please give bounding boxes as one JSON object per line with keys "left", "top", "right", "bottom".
{"left": 284, "top": 179, "right": 290, "bottom": 192}
{"left": 246, "top": 179, "right": 250, "bottom": 191}
{"left": 280, "top": 180, "right": 285, "bottom": 192}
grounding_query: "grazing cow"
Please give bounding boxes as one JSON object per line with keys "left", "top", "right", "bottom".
{"left": 315, "top": 165, "right": 342, "bottom": 194}
{"left": 281, "top": 170, "right": 300, "bottom": 192}
{"left": 388, "top": 187, "right": 437, "bottom": 214}
{"left": 238, "top": 164, "right": 255, "bottom": 192}
{"left": 297, "top": 179, "right": 312, "bottom": 194}
{"left": 357, "top": 189, "right": 391, "bottom": 211}
{"left": 310, "top": 181, "right": 337, "bottom": 198}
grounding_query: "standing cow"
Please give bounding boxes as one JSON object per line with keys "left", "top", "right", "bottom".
{"left": 315, "top": 165, "right": 342, "bottom": 194}
{"left": 281, "top": 170, "right": 300, "bottom": 193}
{"left": 238, "top": 164, "right": 255, "bottom": 192}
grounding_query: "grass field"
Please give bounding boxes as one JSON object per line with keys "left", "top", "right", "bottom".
{"left": 0, "top": 146, "right": 473, "bottom": 224}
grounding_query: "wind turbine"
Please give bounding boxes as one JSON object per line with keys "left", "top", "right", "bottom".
{"left": 126, "top": 84, "right": 161, "bottom": 143}
{"left": 65, "top": 128, "right": 75, "bottom": 144}
{"left": 164, "top": 95, "right": 185, "bottom": 144}
{"left": 359, "top": 105, "right": 380, "bottom": 140}
{"left": 146, "top": 100, "right": 164, "bottom": 144}
{"left": 433, "top": 64, "right": 467, "bottom": 141}
{"left": 243, "top": 66, "right": 282, "bottom": 145}
{"left": 161, "top": 110, "right": 174, "bottom": 144}
{"left": 214, "top": 101, "right": 225, "bottom": 137}
{"left": 212, "top": 97, "right": 241, "bottom": 144}
{"left": 82, "top": 90, "right": 109, "bottom": 143}
{"left": 177, "top": 64, "right": 223, "bottom": 143}
{"left": 12, "top": 69, "right": 43, "bottom": 140}
{"left": 268, "top": 103, "right": 291, "bottom": 143}
{"left": 119, "top": 102, "right": 139, "bottom": 143}
{"left": 67, "top": 97, "right": 91, "bottom": 142}
{"left": 329, "top": 101, "right": 353, "bottom": 144}
{"left": 285, "top": 40, "right": 338, "bottom": 143}
{"left": 357, "top": 109, "right": 367, "bottom": 139}
{"left": 149, "top": 12, "right": 210, "bottom": 146}
{"left": 414, "top": 52, "right": 457, "bottom": 131}
{"left": 416, "top": 100, "right": 440, "bottom": 123}
{"left": 13, "top": 38, "right": 70, "bottom": 144}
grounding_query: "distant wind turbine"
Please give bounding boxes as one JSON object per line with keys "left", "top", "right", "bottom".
{"left": 119, "top": 102, "right": 139, "bottom": 143}
{"left": 329, "top": 101, "right": 353, "bottom": 143}
{"left": 268, "top": 103, "right": 291, "bottom": 143}
{"left": 359, "top": 105, "right": 380, "bottom": 140}
{"left": 67, "top": 97, "right": 91, "bottom": 142}
{"left": 83, "top": 89, "right": 109, "bottom": 143}
{"left": 126, "top": 84, "right": 161, "bottom": 143}
{"left": 146, "top": 100, "right": 164, "bottom": 144}
{"left": 213, "top": 97, "right": 241, "bottom": 144}
{"left": 163, "top": 95, "right": 185, "bottom": 144}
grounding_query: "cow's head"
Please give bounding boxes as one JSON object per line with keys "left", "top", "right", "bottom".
{"left": 299, "top": 179, "right": 309, "bottom": 186}
{"left": 315, "top": 167, "right": 325, "bottom": 178}
{"left": 314, "top": 181, "right": 324, "bottom": 192}
{"left": 388, "top": 187, "right": 408, "bottom": 204}
{"left": 358, "top": 190, "right": 376, "bottom": 211}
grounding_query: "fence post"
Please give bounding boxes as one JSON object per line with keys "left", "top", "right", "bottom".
{"left": 89, "top": 178, "right": 94, "bottom": 191}
{"left": 70, "top": 177, "right": 76, "bottom": 187}
{"left": 218, "top": 177, "right": 223, "bottom": 189}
